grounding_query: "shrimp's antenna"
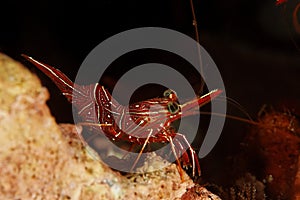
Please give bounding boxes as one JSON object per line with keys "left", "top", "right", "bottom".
{"left": 277, "top": 1, "right": 300, "bottom": 52}
{"left": 199, "top": 111, "right": 260, "bottom": 126}
{"left": 190, "top": 0, "right": 204, "bottom": 94}
{"left": 293, "top": 2, "right": 300, "bottom": 34}
{"left": 215, "top": 95, "right": 254, "bottom": 122}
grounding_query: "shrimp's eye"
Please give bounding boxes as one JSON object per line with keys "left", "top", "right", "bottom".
{"left": 163, "top": 89, "right": 178, "bottom": 101}
{"left": 163, "top": 89, "right": 173, "bottom": 97}
{"left": 167, "top": 101, "right": 180, "bottom": 114}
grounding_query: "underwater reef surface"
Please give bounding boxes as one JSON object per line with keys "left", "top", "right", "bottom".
{"left": 0, "top": 53, "right": 220, "bottom": 200}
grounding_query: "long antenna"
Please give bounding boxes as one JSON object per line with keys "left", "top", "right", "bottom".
{"left": 189, "top": 0, "right": 204, "bottom": 94}
{"left": 293, "top": 3, "right": 300, "bottom": 34}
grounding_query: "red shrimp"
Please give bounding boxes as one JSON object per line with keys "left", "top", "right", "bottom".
{"left": 22, "top": 54, "right": 222, "bottom": 178}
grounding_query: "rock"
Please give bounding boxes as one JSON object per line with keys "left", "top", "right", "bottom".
{"left": 0, "top": 53, "right": 219, "bottom": 199}
{"left": 181, "top": 185, "right": 221, "bottom": 200}
{"left": 0, "top": 53, "right": 117, "bottom": 199}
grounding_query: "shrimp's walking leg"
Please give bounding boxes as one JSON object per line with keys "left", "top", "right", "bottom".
{"left": 173, "top": 133, "right": 201, "bottom": 177}
{"left": 130, "top": 129, "right": 153, "bottom": 172}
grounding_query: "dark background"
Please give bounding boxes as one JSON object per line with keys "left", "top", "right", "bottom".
{"left": 0, "top": 0, "right": 299, "bottom": 182}
{"left": 1, "top": 0, "right": 299, "bottom": 118}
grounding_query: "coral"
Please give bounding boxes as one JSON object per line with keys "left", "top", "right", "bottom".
{"left": 0, "top": 53, "right": 220, "bottom": 200}
{"left": 206, "top": 173, "right": 266, "bottom": 200}
{"left": 204, "top": 109, "right": 300, "bottom": 200}
{"left": 218, "top": 173, "right": 266, "bottom": 200}
{"left": 245, "top": 110, "right": 300, "bottom": 199}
